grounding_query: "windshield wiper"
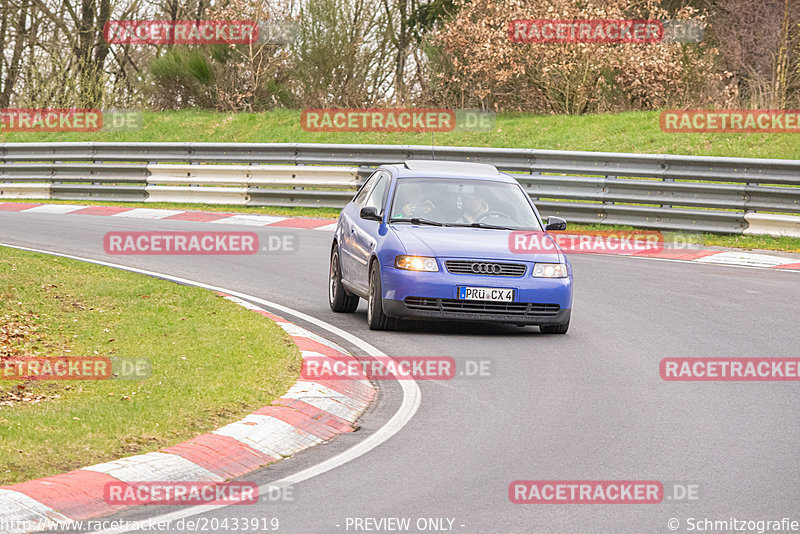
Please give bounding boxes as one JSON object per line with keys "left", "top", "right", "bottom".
{"left": 390, "top": 217, "right": 444, "bottom": 226}
{"left": 447, "top": 222, "right": 517, "bottom": 230}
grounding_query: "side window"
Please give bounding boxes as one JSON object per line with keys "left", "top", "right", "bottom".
{"left": 364, "top": 173, "right": 389, "bottom": 214}
{"left": 353, "top": 172, "right": 378, "bottom": 206}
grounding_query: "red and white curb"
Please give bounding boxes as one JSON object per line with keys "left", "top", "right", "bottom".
{"left": 0, "top": 202, "right": 338, "bottom": 231}
{"left": 0, "top": 292, "right": 375, "bottom": 534}
{"left": 573, "top": 246, "right": 800, "bottom": 271}
{"left": 1, "top": 201, "right": 799, "bottom": 271}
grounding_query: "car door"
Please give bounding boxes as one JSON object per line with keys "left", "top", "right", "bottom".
{"left": 350, "top": 171, "right": 390, "bottom": 290}
{"left": 340, "top": 172, "right": 378, "bottom": 284}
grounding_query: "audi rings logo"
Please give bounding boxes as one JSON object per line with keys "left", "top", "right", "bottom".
{"left": 471, "top": 262, "right": 502, "bottom": 274}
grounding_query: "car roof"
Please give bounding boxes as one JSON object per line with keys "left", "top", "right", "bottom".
{"left": 381, "top": 160, "right": 517, "bottom": 183}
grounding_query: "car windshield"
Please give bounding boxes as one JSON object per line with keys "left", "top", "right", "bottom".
{"left": 388, "top": 177, "right": 542, "bottom": 230}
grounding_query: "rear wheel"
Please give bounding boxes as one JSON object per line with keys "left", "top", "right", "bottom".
{"left": 329, "top": 246, "right": 359, "bottom": 313}
{"left": 367, "top": 261, "right": 396, "bottom": 331}
{"left": 540, "top": 321, "right": 569, "bottom": 334}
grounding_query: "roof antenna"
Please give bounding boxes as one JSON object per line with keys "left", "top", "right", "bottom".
{"left": 431, "top": 132, "right": 435, "bottom": 160}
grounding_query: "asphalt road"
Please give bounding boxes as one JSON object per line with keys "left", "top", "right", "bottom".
{"left": 1, "top": 211, "right": 799, "bottom": 534}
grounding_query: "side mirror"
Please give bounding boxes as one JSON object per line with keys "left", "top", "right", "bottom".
{"left": 360, "top": 206, "right": 382, "bottom": 222}
{"left": 545, "top": 216, "right": 567, "bottom": 231}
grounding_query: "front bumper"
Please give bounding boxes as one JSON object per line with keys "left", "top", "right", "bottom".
{"left": 382, "top": 298, "right": 571, "bottom": 325}
{"left": 379, "top": 259, "right": 572, "bottom": 325}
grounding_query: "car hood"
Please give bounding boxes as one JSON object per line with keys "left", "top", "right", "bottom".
{"left": 389, "top": 225, "right": 563, "bottom": 262}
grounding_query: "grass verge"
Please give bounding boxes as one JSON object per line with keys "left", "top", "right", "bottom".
{"left": 1, "top": 109, "right": 800, "bottom": 159}
{"left": 0, "top": 246, "right": 301, "bottom": 485}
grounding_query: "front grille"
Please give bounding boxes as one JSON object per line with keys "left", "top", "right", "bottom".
{"left": 404, "top": 297, "right": 560, "bottom": 317}
{"left": 441, "top": 299, "right": 529, "bottom": 315}
{"left": 445, "top": 261, "right": 526, "bottom": 277}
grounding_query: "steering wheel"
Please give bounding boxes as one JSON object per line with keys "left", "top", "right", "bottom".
{"left": 475, "top": 210, "right": 512, "bottom": 223}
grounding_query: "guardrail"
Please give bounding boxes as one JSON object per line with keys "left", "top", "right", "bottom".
{"left": 1, "top": 142, "right": 799, "bottom": 236}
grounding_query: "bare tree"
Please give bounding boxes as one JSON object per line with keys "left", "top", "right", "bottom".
{"left": 0, "top": 0, "right": 31, "bottom": 107}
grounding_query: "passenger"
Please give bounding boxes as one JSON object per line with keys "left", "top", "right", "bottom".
{"left": 458, "top": 191, "right": 489, "bottom": 223}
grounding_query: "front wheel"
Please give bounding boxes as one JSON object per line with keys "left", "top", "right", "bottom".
{"left": 540, "top": 321, "right": 569, "bottom": 334}
{"left": 367, "top": 261, "right": 396, "bottom": 331}
{"left": 329, "top": 247, "right": 359, "bottom": 313}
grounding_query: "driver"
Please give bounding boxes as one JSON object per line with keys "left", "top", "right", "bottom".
{"left": 458, "top": 191, "right": 489, "bottom": 223}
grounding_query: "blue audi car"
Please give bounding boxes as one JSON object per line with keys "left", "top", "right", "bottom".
{"left": 328, "top": 160, "right": 573, "bottom": 332}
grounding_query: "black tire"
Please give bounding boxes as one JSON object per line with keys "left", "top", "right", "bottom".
{"left": 367, "top": 261, "right": 396, "bottom": 331}
{"left": 540, "top": 321, "right": 569, "bottom": 334}
{"left": 329, "top": 246, "right": 359, "bottom": 313}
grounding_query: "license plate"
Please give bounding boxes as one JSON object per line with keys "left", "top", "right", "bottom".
{"left": 458, "top": 286, "right": 515, "bottom": 302}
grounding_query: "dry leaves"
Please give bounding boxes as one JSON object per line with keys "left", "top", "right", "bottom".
{"left": 1, "top": 306, "right": 74, "bottom": 408}
{"left": 426, "top": 0, "right": 734, "bottom": 113}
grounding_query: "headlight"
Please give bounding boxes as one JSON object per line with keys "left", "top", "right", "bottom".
{"left": 395, "top": 255, "right": 439, "bottom": 272}
{"left": 532, "top": 263, "right": 567, "bottom": 278}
